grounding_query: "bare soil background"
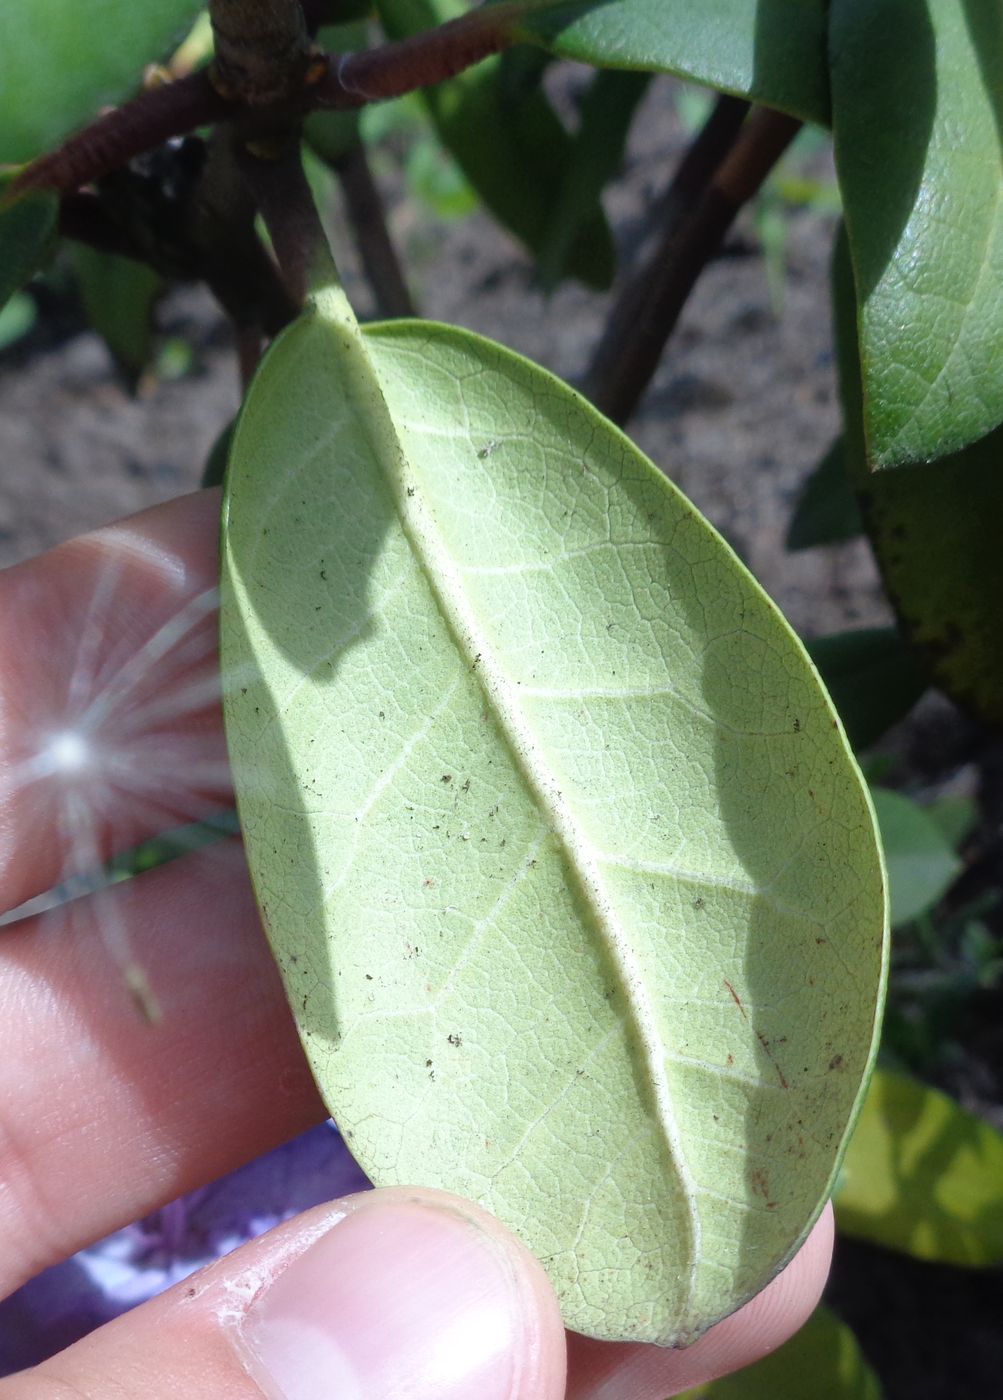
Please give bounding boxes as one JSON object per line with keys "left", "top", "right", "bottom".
{"left": 2, "top": 75, "right": 1000, "bottom": 1398}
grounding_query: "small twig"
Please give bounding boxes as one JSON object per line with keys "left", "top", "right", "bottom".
{"left": 294, "top": 1, "right": 526, "bottom": 107}
{"left": 12, "top": 71, "right": 229, "bottom": 198}
{"left": 584, "top": 106, "right": 801, "bottom": 426}
{"left": 642, "top": 93, "right": 750, "bottom": 252}
{"left": 334, "top": 144, "right": 414, "bottom": 318}
{"left": 236, "top": 138, "right": 334, "bottom": 303}
{"left": 194, "top": 131, "right": 302, "bottom": 336}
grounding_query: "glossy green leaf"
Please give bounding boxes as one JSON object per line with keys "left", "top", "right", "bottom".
{"left": 869, "top": 788, "right": 961, "bottom": 928}
{"left": 220, "top": 288, "right": 886, "bottom": 1345}
{"left": 72, "top": 247, "right": 163, "bottom": 385}
{"left": 512, "top": 0, "right": 830, "bottom": 126}
{"left": 0, "top": 185, "right": 59, "bottom": 314}
{"left": 0, "top": 1, "right": 203, "bottom": 165}
{"left": 805, "top": 629, "right": 927, "bottom": 752}
{"left": 836, "top": 1069, "right": 1003, "bottom": 1266}
{"left": 680, "top": 1304, "right": 882, "bottom": 1399}
{"left": 831, "top": 0, "right": 1003, "bottom": 465}
{"left": 376, "top": 0, "right": 614, "bottom": 287}
{"left": 786, "top": 437, "right": 862, "bottom": 551}
{"left": 833, "top": 229, "right": 1003, "bottom": 727}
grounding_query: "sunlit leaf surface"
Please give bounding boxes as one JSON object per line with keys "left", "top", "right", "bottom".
{"left": 514, "top": 0, "right": 830, "bottom": 125}
{"left": 221, "top": 290, "right": 886, "bottom": 1344}
{"left": 832, "top": 0, "right": 1003, "bottom": 464}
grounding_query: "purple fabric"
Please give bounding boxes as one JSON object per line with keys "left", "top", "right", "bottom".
{"left": 0, "top": 1123, "right": 370, "bottom": 1374}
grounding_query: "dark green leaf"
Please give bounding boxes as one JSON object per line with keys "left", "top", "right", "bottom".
{"left": 404, "top": 138, "right": 478, "bottom": 220}
{"left": 72, "top": 246, "right": 163, "bottom": 385}
{"left": 786, "top": 437, "right": 862, "bottom": 550}
{"left": 806, "top": 628, "right": 927, "bottom": 750}
{"left": 305, "top": 109, "right": 363, "bottom": 168}
{"left": 870, "top": 787, "right": 961, "bottom": 927}
{"left": 536, "top": 68, "right": 650, "bottom": 290}
{"left": 0, "top": 184, "right": 59, "bottom": 313}
{"left": 833, "top": 228, "right": 1003, "bottom": 727}
{"left": 832, "top": 0, "right": 1003, "bottom": 465}
{"left": 680, "top": 1304, "right": 882, "bottom": 1398}
{"left": 512, "top": 0, "right": 830, "bottom": 126}
{"left": 376, "top": 0, "right": 615, "bottom": 288}
{"left": 925, "top": 795, "right": 977, "bottom": 853}
{"left": 836, "top": 1069, "right": 1003, "bottom": 1266}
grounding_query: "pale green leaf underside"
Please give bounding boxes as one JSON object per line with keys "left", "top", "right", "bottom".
{"left": 513, "top": 0, "right": 830, "bottom": 126}
{"left": 221, "top": 308, "right": 885, "bottom": 1344}
{"left": 0, "top": 0, "right": 202, "bottom": 164}
{"left": 832, "top": 0, "right": 1003, "bottom": 465}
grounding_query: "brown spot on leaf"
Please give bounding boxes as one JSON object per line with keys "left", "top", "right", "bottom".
{"left": 724, "top": 980, "right": 747, "bottom": 1018}
{"left": 750, "top": 1168, "right": 770, "bottom": 1198}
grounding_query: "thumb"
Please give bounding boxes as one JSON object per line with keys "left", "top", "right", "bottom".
{"left": 3, "top": 1188, "right": 567, "bottom": 1400}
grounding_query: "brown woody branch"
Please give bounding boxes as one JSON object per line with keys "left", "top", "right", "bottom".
{"left": 333, "top": 144, "right": 415, "bottom": 318}
{"left": 314, "top": 2, "right": 525, "bottom": 105}
{"left": 9, "top": 3, "right": 529, "bottom": 200}
{"left": 584, "top": 106, "right": 801, "bottom": 426}
{"left": 236, "top": 138, "right": 333, "bottom": 304}
{"left": 13, "top": 71, "right": 230, "bottom": 198}
{"left": 58, "top": 137, "right": 299, "bottom": 341}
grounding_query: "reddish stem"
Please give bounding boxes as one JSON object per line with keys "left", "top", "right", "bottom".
{"left": 12, "top": 71, "right": 230, "bottom": 198}
{"left": 315, "top": 4, "right": 520, "bottom": 106}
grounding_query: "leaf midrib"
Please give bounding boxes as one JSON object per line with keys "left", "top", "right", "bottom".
{"left": 353, "top": 322, "right": 703, "bottom": 1311}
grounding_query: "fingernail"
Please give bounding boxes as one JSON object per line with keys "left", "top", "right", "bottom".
{"left": 236, "top": 1197, "right": 534, "bottom": 1400}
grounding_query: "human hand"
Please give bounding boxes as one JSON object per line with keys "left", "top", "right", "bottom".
{"left": 0, "top": 490, "right": 832, "bottom": 1397}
